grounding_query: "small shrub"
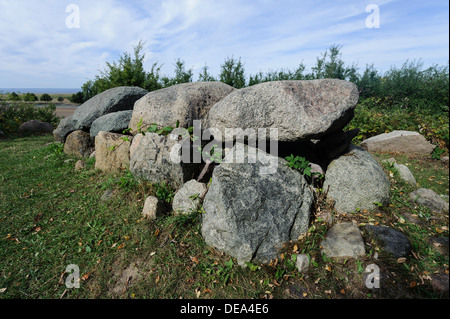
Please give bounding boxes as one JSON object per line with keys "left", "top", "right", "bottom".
{"left": 40, "top": 93, "right": 53, "bottom": 102}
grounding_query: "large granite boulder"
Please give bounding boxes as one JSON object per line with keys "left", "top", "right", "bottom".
{"left": 72, "top": 86, "right": 147, "bottom": 131}
{"left": 323, "top": 145, "right": 390, "bottom": 213}
{"left": 206, "top": 79, "right": 359, "bottom": 142}
{"left": 361, "top": 130, "right": 436, "bottom": 154}
{"left": 129, "top": 82, "right": 235, "bottom": 132}
{"left": 202, "top": 143, "right": 314, "bottom": 265}
{"left": 90, "top": 110, "right": 133, "bottom": 138}
{"left": 53, "top": 115, "right": 76, "bottom": 143}
{"left": 129, "top": 133, "right": 202, "bottom": 190}
{"left": 63, "top": 130, "right": 94, "bottom": 157}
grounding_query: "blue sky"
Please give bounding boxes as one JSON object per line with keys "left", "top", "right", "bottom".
{"left": 0, "top": 0, "right": 448, "bottom": 89}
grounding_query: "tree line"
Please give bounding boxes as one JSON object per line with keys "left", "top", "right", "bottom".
{"left": 71, "top": 41, "right": 449, "bottom": 112}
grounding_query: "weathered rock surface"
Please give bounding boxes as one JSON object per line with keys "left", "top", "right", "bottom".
{"left": 95, "top": 131, "right": 133, "bottom": 172}
{"left": 142, "top": 196, "right": 166, "bottom": 220}
{"left": 129, "top": 133, "right": 202, "bottom": 189}
{"left": 321, "top": 223, "right": 366, "bottom": 259}
{"left": 409, "top": 188, "right": 449, "bottom": 215}
{"left": 323, "top": 145, "right": 390, "bottom": 213}
{"left": 53, "top": 115, "right": 76, "bottom": 143}
{"left": 73, "top": 86, "right": 147, "bottom": 131}
{"left": 90, "top": 110, "right": 133, "bottom": 138}
{"left": 63, "top": 130, "right": 94, "bottom": 157}
{"left": 295, "top": 254, "right": 310, "bottom": 273}
{"left": 172, "top": 179, "right": 208, "bottom": 215}
{"left": 206, "top": 79, "right": 359, "bottom": 142}
{"left": 361, "top": 130, "right": 436, "bottom": 154}
{"left": 129, "top": 82, "right": 235, "bottom": 131}
{"left": 395, "top": 163, "right": 417, "bottom": 186}
{"left": 202, "top": 143, "right": 314, "bottom": 264}
{"left": 18, "top": 120, "right": 53, "bottom": 135}
{"left": 364, "top": 225, "right": 411, "bottom": 257}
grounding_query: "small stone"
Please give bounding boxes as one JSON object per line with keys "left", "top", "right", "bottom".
{"left": 101, "top": 189, "right": 115, "bottom": 202}
{"left": 410, "top": 188, "right": 449, "bottom": 215}
{"left": 295, "top": 254, "right": 310, "bottom": 273}
{"left": 320, "top": 223, "right": 366, "bottom": 259}
{"left": 394, "top": 163, "right": 417, "bottom": 186}
{"left": 364, "top": 225, "right": 411, "bottom": 257}
{"left": 142, "top": 196, "right": 165, "bottom": 220}
{"left": 74, "top": 160, "right": 86, "bottom": 171}
{"left": 172, "top": 180, "right": 207, "bottom": 215}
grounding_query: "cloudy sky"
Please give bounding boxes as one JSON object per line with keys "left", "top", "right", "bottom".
{"left": 0, "top": 0, "right": 448, "bottom": 89}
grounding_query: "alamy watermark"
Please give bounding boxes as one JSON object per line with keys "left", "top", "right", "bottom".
{"left": 366, "top": 4, "right": 380, "bottom": 28}
{"left": 66, "top": 4, "right": 80, "bottom": 29}
{"left": 65, "top": 264, "right": 80, "bottom": 289}
{"left": 365, "top": 264, "right": 381, "bottom": 289}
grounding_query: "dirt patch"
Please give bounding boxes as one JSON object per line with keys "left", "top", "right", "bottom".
{"left": 54, "top": 107, "right": 78, "bottom": 118}
{"left": 110, "top": 253, "right": 156, "bottom": 298}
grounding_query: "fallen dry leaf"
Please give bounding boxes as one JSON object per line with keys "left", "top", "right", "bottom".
{"left": 397, "top": 257, "right": 407, "bottom": 263}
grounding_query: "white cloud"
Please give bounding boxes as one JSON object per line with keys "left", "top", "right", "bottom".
{"left": 0, "top": 0, "right": 447, "bottom": 88}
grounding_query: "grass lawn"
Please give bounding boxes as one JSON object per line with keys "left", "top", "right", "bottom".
{"left": 0, "top": 135, "right": 448, "bottom": 299}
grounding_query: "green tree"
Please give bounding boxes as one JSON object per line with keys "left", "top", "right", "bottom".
{"left": 23, "top": 93, "right": 38, "bottom": 102}
{"left": 40, "top": 93, "right": 53, "bottom": 102}
{"left": 356, "top": 64, "right": 382, "bottom": 99}
{"left": 161, "top": 59, "right": 193, "bottom": 87}
{"left": 249, "top": 63, "right": 308, "bottom": 86}
{"left": 311, "top": 44, "right": 359, "bottom": 82}
{"left": 219, "top": 56, "right": 246, "bottom": 88}
{"left": 198, "top": 65, "right": 216, "bottom": 82}
{"left": 69, "top": 92, "right": 84, "bottom": 104}
{"left": 57, "top": 96, "right": 65, "bottom": 102}
{"left": 8, "top": 92, "right": 21, "bottom": 101}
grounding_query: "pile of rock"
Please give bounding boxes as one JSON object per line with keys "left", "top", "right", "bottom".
{"left": 54, "top": 79, "right": 398, "bottom": 265}
{"left": 56, "top": 80, "right": 448, "bottom": 268}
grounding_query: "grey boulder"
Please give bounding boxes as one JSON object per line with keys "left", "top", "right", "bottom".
{"left": 73, "top": 86, "right": 147, "bottom": 131}
{"left": 53, "top": 115, "right": 76, "bottom": 143}
{"left": 206, "top": 79, "right": 359, "bottom": 142}
{"left": 18, "top": 120, "right": 53, "bottom": 135}
{"left": 323, "top": 145, "right": 390, "bottom": 213}
{"left": 202, "top": 143, "right": 314, "bottom": 265}
{"left": 361, "top": 130, "right": 436, "bottom": 154}
{"left": 90, "top": 110, "right": 133, "bottom": 137}
{"left": 129, "top": 82, "right": 235, "bottom": 131}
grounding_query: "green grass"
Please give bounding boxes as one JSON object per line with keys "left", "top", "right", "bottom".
{"left": 0, "top": 135, "right": 448, "bottom": 299}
